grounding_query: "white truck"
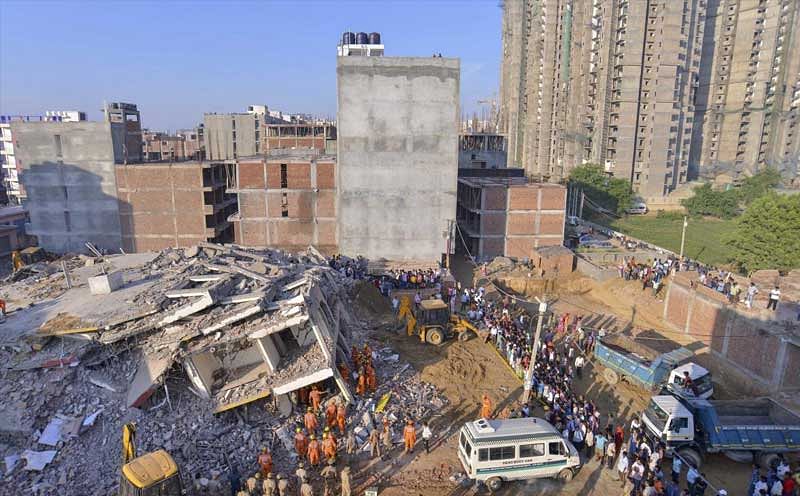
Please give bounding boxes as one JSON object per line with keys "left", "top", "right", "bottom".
{"left": 641, "top": 394, "right": 800, "bottom": 469}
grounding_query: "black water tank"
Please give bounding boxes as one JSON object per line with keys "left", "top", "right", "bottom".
{"left": 369, "top": 32, "right": 381, "bottom": 44}
{"left": 356, "top": 32, "right": 368, "bottom": 44}
{"left": 342, "top": 31, "right": 355, "bottom": 44}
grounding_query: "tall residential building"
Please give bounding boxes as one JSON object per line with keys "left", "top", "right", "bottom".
{"left": 500, "top": 0, "right": 705, "bottom": 198}
{"left": 691, "top": 0, "right": 800, "bottom": 179}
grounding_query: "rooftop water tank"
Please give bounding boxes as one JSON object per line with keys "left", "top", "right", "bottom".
{"left": 368, "top": 32, "right": 381, "bottom": 45}
{"left": 356, "top": 32, "right": 368, "bottom": 44}
{"left": 342, "top": 31, "right": 355, "bottom": 45}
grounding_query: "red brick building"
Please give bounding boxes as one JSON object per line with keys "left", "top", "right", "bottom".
{"left": 457, "top": 177, "right": 567, "bottom": 260}
{"left": 229, "top": 152, "right": 337, "bottom": 253}
{"left": 263, "top": 123, "right": 336, "bottom": 153}
{"left": 115, "top": 162, "right": 236, "bottom": 252}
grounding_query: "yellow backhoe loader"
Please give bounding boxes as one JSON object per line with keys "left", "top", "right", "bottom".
{"left": 396, "top": 297, "right": 479, "bottom": 345}
{"left": 119, "top": 423, "right": 183, "bottom": 496}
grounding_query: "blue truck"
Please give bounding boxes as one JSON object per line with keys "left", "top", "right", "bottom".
{"left": 642, "top": 394, "right": 800, "bottom": 469}
{"left": 593, "top": 334, "right": 714, "bottom": 399}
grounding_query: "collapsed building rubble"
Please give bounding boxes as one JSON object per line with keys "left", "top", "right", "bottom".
{"left": 0, "top": 243, "right": 448, "bottom": 495}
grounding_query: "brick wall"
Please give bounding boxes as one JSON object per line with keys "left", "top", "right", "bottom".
{"left": 504, "top": 184, "right": 566, "bottom": 258}
{"left": 233, "top": 156, "right": 337, "bottom": 252}
{"left": 663, "top": 273, "right": 799, "bottom": 393}
{"left": 116, "top": 164, "right": 213, "bottom": 252}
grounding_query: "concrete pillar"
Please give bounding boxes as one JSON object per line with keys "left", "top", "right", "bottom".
{"left": 684, "top": 288, "right": 695, "bottom": 334}
{"left": 771, "top": 339, "right": 789, "bottom": 392}
{"left": 720, "top": 311, "right": 734, "bottom": 356}
{"left": 332, "top": 366, "right": 354, "bottom": 405}
{"left": 256, "top": 336, "right": 281, "bottom": 373}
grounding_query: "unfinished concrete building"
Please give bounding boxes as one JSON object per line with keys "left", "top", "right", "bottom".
{"left": 336, "top": 56, "right": 460, "bottom": 263}
{"left": 229, "top": 151, "right": 337, "bottom": 253}
{"left": 459, "top": 133, "right": 507, "bottom": 169}
{"left": 204, "top": 112, "right": 263, "bottom": 160}
{"left": 12, "top": 121, "right": 124, "bottom": 253}
{"left": 457, "top": 178, "right": 566, "bottom": 260}
{"left": 103, "top": 102, "right": 143, "bottom": 164}
{"left": 263, "top": 122, "right": 337, "bottom": 154}
{"left": 691, "top": 0, "right": 800, "bottom": 180}
{"left": 115, "top": 162, "right": 237, "bottom": 252}
{"left": 500, "top": 0, "right": 704, "bottom": 198}
{"left": 142, "top": 129, "right": 203, "bottom": 162}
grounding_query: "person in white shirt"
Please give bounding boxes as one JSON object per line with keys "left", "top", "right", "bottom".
{"left": 746, "top": 282, "right": 759, "bottom": 309}
{"left": 770, "top": 479, "right": 783, "bottom": 496}
{"left": 421, "top": 422, "right": 433, "bottom": 454}
{"left": 616, "top": 450, "right": 629, "bottom": 483}
{"left": 574, "top": 355, "right": 585, "bottom": 379}
{"left": 777, "top": 458, "right": 790, "bottom": 479}
{"left": 768, "top": 286, "right": 780, "bottom": 311}
{"left": 630, "top": 417, "right": 641, "bottom": 432}
{"left": 391, "top": 296, "right": 399, "bottom": 315}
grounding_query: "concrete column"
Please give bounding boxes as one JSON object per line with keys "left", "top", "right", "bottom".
{"left": 256, "top": 336, "right": 281, "bottom": 373}
{"left": 771, "top": 339, "right": 789, "bottom": 391}
{"left": 720, "top": 311, "right": 734, "bottom": 356}
{"left": 662, "top": 280, "right": 673, "bottom": 321}
{"left": 331, "top": 366, "right": 354, "bottom": 405}
{"left": 684, "top": 289, "right": 695, "bottom": 334}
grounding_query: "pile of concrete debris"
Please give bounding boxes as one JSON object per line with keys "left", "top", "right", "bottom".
{"left": 0, "top": 243, "right": 448, "bottom": 495}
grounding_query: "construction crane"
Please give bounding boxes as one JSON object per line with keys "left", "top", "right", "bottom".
{"left": 477, "top": 94, "right": 501, "bottom": 133}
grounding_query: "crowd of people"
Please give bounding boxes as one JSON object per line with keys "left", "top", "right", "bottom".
{"left": 696, "top": 267, "right": 784, "bottom": 313}
{"left": 618, "top": 256, "right": 678, "bottom": 297}
{"left": 453, "top": 283, "right": 800, "bottom": 496}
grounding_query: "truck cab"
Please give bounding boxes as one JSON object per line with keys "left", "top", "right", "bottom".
{"left": 642, "top": 395, "right": 701, "bottom": 466}
{"left": 664, "top": 363, "right": 714, "bottom": 400}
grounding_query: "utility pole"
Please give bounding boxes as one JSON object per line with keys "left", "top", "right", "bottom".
{"left": 679, "top": 216, "right": 688, "bottom": 261}
{"left": 578, "top": 191, "right": 585, "bottom": 219}
{"left": 522, "top": 298, "right": 548, "bottom": 404}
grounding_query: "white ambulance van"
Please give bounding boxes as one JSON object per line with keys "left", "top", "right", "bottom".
{"left": 457, "top": 417, "right": 581, "bottom": 491}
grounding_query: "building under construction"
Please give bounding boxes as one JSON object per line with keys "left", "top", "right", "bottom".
{"left": 500, "top": 0, "right": 800, "bottom": 196}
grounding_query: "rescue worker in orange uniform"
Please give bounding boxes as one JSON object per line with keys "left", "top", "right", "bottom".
{"left": 307, "top": 435, "right": 321, "bottom": 467}
{"left": 363, "top": 343, "right": 372, "bottom": 365}
{"left": 480, "top": 394, "right": 493, "bottom": 419}
{"left": 258, "top": 447, "right": 273, "bottom": 476}
{"left": 365, "top": 363, "right": 377, "bottom": 393}
{"left": 325, "top": 401, "right": 337, "bottom": 428}
{"left": 336, "top": 403, "right": 347, "bottom": 435}
{"left": 309, "top": 386, "right": 323, "bottom": 411}
{"left": 403, "top": 420, "right": 417, "bottom": 454}
{"left": 294, "top": 428, "right": 309, "bottom": 458}
{"left": 356, "top": 368, "right": 367, "bottom": 396}
{"left": 322, "top": 432, "right": 337, "bottom": 463}
{"left": 338, "top": 362, "right": 350, "bottom": 385}
{"left": 304, "top": 407, "right": 318, "bottom": 434}
{"left": 298, "top": 386, "right": 310, "bottom": 406}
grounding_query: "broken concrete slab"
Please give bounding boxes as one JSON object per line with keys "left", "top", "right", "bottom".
{"left": 22, "top": 450, "right": 57, "bottom": 471}
{"left": 87, "top": 271, "right": 124, "bottom": 295}
{"left": 127, "top": 343, "right": 179, "bottom": 408}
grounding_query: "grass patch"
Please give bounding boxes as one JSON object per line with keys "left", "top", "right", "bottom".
{"left": 605, "top": 215, "right": 737, "bottom": 267}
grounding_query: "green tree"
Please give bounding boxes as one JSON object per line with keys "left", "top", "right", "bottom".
{"left": 569, "top": 164, "right": 633, "bottom": 215}
{"left": 681, "top": 183, "right": 740, "bottom": 219}
{"left": 738, "top": 168, "right": 781, "bottom": 206}
{"left": 726, "top": 193, "right": 800, "bottom": 272}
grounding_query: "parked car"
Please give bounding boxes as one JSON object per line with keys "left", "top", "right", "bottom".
{"left": 626, "top": 202, "right": 648, "bottom": 215}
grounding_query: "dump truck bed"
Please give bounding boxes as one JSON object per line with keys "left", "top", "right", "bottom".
{"left": 691, "top": 398, "right": 800, "bottom": 452}
{"left": 594, "top": 335, "right": 694, "bottom": 391}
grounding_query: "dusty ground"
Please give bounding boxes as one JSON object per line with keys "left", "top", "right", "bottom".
{"left": 342, "top": 258, "right": 755, "bottom": 495}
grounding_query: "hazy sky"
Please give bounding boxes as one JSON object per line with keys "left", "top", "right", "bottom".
{"left": 0, "top": 0, "right": 502, "bottom": 131}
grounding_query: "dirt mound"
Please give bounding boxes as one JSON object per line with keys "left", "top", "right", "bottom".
{"left": 354, "top": 281, "right": 391, "bottom": 315}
